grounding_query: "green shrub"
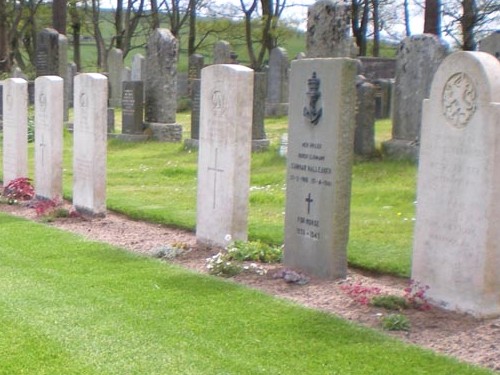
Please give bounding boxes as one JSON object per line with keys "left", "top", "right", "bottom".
{"left": 371, "top": 295, "right": 409, "bottom": 311}
{"left": 380, "top": 314, "right": 411, "bottom": 331}
{"left": 206, "top": 252, "right": 242, "bottom": 278}
{"left": 226, "top": 240, "right": 283, "bottom": 263}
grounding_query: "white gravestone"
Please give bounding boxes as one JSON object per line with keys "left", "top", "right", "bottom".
{"left": 196, "top": 65, "right": 254, "bottom": 248}
{"left": 284, "top": 58, "right": 357, "bottom": 279}
{"left": 2, "top": 78, "right": 28, "bottom": 184}
{"left": 413, "top": 51, "right": 500, "bottom": 317}
{"left": 73, "top": 73, "right": 108, "bottom": 216}
{"left": 34, "top": 76, "right": 64, "bottom": 200}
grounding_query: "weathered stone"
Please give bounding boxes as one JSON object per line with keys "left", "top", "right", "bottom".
{"left": 252, "top": 72, "right": 269, "bottom": 151}
{"left": 213, "top": 41, "right": 231, "bottom": 64}
{"left": 306, "top": 0, "right": 352, "bottom": 58}
{"left": 284, "top": 58, "right": 357, "bottom": 279}
{"left": 131, "top": 54, "right": 146, "bottom": 81}
{"left": 382, "top": 34, "right": 448, "bottom": 161}
{"left": 354, "top": 77, "right": 376, "bottom": 157}
{"left": 144, "top": 29, "right": 181, "bottom": 141}
{"left": 107, "top": 48, "right": 124, "bottom": 108}
{"left": 413, "top": 51, "right": 500, "bottom": 317}
{"left": 478, "top": 30, "right": 500, "bottom": 60}
{"left": 265, "top": 47, "right": 289, "bottom": 117}
{"left": 119, "top": 81, "right": 147, "bottom": 142}
{"left": 36, "top": 28, "right": 60, "bottom": 77}
{"left": 184, "top": 78, "right": 201, "bottom": 149}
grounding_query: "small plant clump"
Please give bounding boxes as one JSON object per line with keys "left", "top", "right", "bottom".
{"left": 206, "top": 252, "right": 243, "bottom": 278}
{"left": 226, "top": 240, "right": 283, "bottom": 263}
{"left": 371, "top": 295, "right": 409, "bottom": 311}
{"left": 340, "top": 283, "right": 382, "bottom": 305}
{"left": 404, "top": 280, "right": 431, "bottom": 311}
{"left": 380, "top": 313, "right": 411, "bottom": 331}
{"left": 1, "top": 177, "right": 35, "bottom": 204}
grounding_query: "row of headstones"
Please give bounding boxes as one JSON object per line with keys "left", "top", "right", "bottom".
{"left": 3, "top": 51, "right": 500, "bottom": 318}
{"left": 199, "top": 51, "right": 500, "bottom": 318}
{"left": 2, "top": 74, "right": 107, "bottom": 216}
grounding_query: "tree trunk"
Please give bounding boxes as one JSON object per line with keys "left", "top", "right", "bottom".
{"left": 52, "top": 0, "right": 67, "bottom": 35}
{"left": 188, "top": 0, "right": 196, "bottom": 55}
{"left": 372, "top": 0, "right": 380, "bottom": 57}
{"left": 115, "top": 0, "right": 124, "bottom": 49}
{"left": 424, "top": 0, "right": 441, "bottom": 36}
{"left": 91, "top": 0, "right": 107, "bottom": 69}
{"left": 150, "top": 0, "right": 160, "bottom": 29}
{"left": 0, "top": 0, "right": 10, "bottom": 72}
{"left": 461, "top": 0, "right": 477, "bottom": 50}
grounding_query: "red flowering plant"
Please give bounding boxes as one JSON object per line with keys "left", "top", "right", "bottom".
{"left": 340, "top": 283, "right": 382, "bottom": 305}
{"left": 404, "top": 280, "right": 431, "bottom": 311}
{"left": 2, "top": 177, "right": 35, "bottom": 204}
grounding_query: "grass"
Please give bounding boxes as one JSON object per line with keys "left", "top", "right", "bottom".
{"left": 0, "top": 114, "right": 416, "bottom": 277}
{"left": 0, "top": 213, "right": 493, "bottom": 374}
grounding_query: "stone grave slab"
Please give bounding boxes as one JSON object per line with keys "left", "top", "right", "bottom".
{"left": 72, "top": 73, "right": 108, "bottom": 216}
{"left": 284, "top": 58, "right": 357, "bottom": 279}
{"left": 196, "top": 64, "right": 254, "bottom": 248}
{"left": 413, "top": 51, "right": 500, "bottom": 317}
{"left": 34, "top": 76, "right": 64, "bottom": 200}
{"left": 2, "top": 78, "right": 28, "bottom": 184}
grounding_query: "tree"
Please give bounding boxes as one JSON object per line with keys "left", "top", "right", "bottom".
{"left": 442, "top": 0, "right": 500, "bottom": 50}
{"left": 0, "top": 0, "right": 9, "bottom": 72}
{"left": 352, "top": 0, "right": 370, "bottom": 56}
{"left": 423, "top": 0, "right": 441, "bottom": 36}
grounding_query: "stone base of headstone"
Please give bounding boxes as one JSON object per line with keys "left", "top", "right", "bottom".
{"left": 251, "top": 139, "right": 270, "bottom": 152}
{"left": 184, "top": 138, "right": 199, "bottom": 149}
{"left": 381, "top": 139, "right": 419, "bottom": 162}
{"left": 265, "top": 102, "right": 288, "bottom": 117}
{"left": 144, "top": 122, "right": 182, "bottom": 142}
{"left": 111, "top": 133, "right": 151, "bottom": 142}
{"left": 74, "top": 205, "right": 106, "bottom": 218}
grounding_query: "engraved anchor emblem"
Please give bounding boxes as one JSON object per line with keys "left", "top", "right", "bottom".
{"left": 303, "top": 72, "right": 322, "bottom": 126}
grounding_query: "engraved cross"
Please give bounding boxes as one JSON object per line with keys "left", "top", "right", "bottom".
{"left": 208, "top": 148, "right": 224, "bottom": 209}
{"left": 305, "top": 193, "right": 313, "bottom": 215}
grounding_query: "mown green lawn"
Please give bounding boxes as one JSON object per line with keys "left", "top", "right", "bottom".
{"left": 0, "top": 214, "right": 492, "bottom": 375}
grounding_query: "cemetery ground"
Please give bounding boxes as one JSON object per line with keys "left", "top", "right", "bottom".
{"left": 0, "top": 115, "right": 499, "bottom": 373}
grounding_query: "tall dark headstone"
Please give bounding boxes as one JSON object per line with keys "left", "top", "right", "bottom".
{"left": 144, "top": 29, "right": 182, "bottom": 142}
{"left": 36, "top": 28, "right": 60, "bottom": 77}
{"left": 354, "top": 77, "right": 376, "bottom": 157}
{"left": 265, "top": 47, "right": 289, "bottom": 116}
{"left": 184, "top": 78, "right": 201, "bottom": 149}
{"left": 119, "top": 81, "right": 148, "bottom": 142}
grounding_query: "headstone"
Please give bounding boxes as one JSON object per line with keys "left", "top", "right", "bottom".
{"left": 265, "top": 47, "right": 289, "bottom": 117}
{"left": 177, "top": 72, "right": 189, "bottom": 98}
{"left": 67, "top": 62, "right": 77, "bottom": 107}
{"left": 2, "top": 78, "right": 28, "bottom": 184}
{"left": 107, "top": 48, "right": 124, "bottom": 108}
{"left": 252, "top": 72, "right": 269, "bottom": 151}
{"left": 119, "top": 81, "right": 148, "bottom": 141}
{"left": 35, "top": 28, "right": 60, "bottom": 77}
{"left": 358, "top": 57, "right": 396, "bottom": 81}
{"left": 12, "top": 67, "right": 27, "bottom": 80}
{"left": 306, "top": 0, "right": 352, "bottom": 58}
{"left": 373, "top": 78, "right": 393, "bottom": 119}
{"left": 196, "top": 64, "right": 254, "bottom": 248}
{"left": 131, "top": 54, "right": 146, "bottom": 81}
{"left": 354, "top": 76, "right": 376, "bottom": 157}
{"left": 58, "top": 34, "right": 69, "bottom": 121}
{"left": 213, "top": 41, "right": 231, "bottom": 64}
{"left": 34, "top": 76, "right": 64, "bottom": 201}
{"left": 284, "top": 58, "right": 357, "bottom": 279}
{"left": 413, "top": 51, "right": 500, "bottom": 317}
{"left": 73, "top": 73, "right": 108, "bottom": 217}
{"left": 382, "top": 34, "right": 448, "bottom": 161}
{"left": 279, "top": 133, "right": 288, "bottom": 157}
{"left": 107, "top": 108, "right": 115, "bottom": 133}
{"left": 122, "top": 67, "right": 131, "bottom": 82}
{"left": 188, "top": 54, "right": 204, "bottom": 95}
{"left": 144, "top": 29, "right": 182, "bottom": 142}
{"left": 478, "top": 30, "right": 500, "bottom": 60}
{"left": 184, "top": 78, "right": 201, "bottom": 149}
